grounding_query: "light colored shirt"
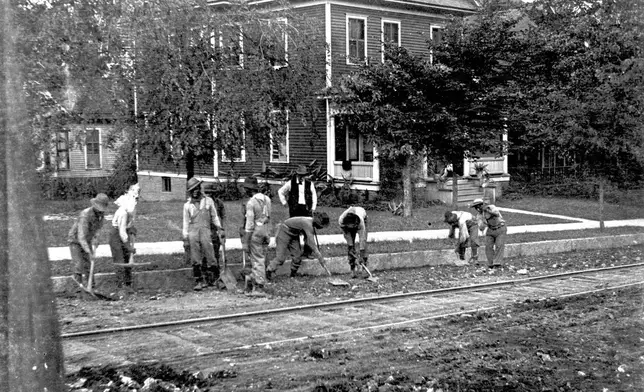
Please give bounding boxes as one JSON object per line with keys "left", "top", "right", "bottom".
{"left": 278, "top": 180, "right": 317, "bottom": 210}
{"left": 112, "top": 207, "right": 135, "bottom": 243}
{"left": 182, "top": 196, "right": 221, "bottom": 238}
{"left": 338, "top": 206, "right": 368, "bottom": 250}
{"left": 448, "top": 210, "right": 474, "bottom": 244}
{"left": 245, "top": 193, "right": 272, "bottom": 233}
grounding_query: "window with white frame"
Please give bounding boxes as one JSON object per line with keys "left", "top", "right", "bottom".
{"left": 347, "top": 16, "right": 367, "bottom": 64}
{"left": 270, "top": 111, "right": 289, "bottom": 163}
{"left": 382, "top": 20, "right": 400, "bottom": 62}
{"left": 56, "top": 130, "right": 70, "bottom": 170}
{"left": 85, "top": 128, "right": 102, "bottom": 169}
{"left": 218, "top": 24, "right": 244, "bottom": 68}
{"left": 334, "top": 117, "right": 373, "bottom": 162}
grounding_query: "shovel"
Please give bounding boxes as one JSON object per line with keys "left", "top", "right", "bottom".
{"left": 313, "top": 228, "right": 349, "bottom": 287}
{"left": 360, "top": 262, "right": 379, "bottom": 283}
{"left": 217, "top": 235, "right": 238, "bottom": 292}
{"left": 73, "top": 249, "right": 112, "bottom": 300}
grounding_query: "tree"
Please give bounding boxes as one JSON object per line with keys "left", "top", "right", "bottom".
{"left": 128, "top": 0, "right": 325, "bottom": 180}
{"left": 12, "top": 0, "right": 132, "bottom": 167}
{"left": 334, "top": 3, "right": 519, "bottom": 214}
{"left": 516, "top": 0, "right": 644, "bottom": 228}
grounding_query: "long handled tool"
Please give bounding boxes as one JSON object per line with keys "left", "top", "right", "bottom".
{"left": 313, "top": 228, "right": 349, "bottom": 287}
{"left": 360, "top": 261, "right": 379, "bottom": 283}
{"left": 218, "top": 234, "right": 238, "bottom": 292}
{"left": 73, "top": 245, "right": 112, "bottom": 300}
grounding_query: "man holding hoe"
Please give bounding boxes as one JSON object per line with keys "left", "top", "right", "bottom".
{"left": 68, "top": 193, "right": 109, "bottom": 291}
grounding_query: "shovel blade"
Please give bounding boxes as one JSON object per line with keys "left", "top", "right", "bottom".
{"left": 366, "top": 277, "right": 379, "bottom": 283}
{"left": 220, "top": 268, "right": 238, "bottom": 292}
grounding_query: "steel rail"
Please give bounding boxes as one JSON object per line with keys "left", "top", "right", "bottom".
{"left": 61, "top": 262, "right": 644, "bottom": 339}
{"left": 151, "top": 281, "right": 644, "bottom": 369}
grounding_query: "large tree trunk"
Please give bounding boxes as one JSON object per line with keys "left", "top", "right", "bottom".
{"left": 402, "top": 155, "right": 413, "bottom": 217}
{"left": 185, "top": 150, "right": 195, "bottom": 181}
{"left": 1, "top": 5, "right": 66, "bottom": 390}
{"left": 599, "top": 178, "right": 605, "bottom": 231}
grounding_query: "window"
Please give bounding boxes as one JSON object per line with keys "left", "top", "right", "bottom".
{"left": 218, "top": 25, "right": 243, "bottom": 68}
{"left": 162, "top": 177, "right": 172, "bottom": 192}
{"left": 85, "top": 128, "right": 101, "bottom": 169}
{"left": 269, "top": 18, "right": 288, "bottom": 68}
{"left": 334, "top": 118, "right": 373, "bottom": 162}
{"left": 431, "top": 26, "right": 443, "bottom": 46}
{"left": 221, "top": 130, "right": 246, "bottom": 162}
{"left": 270, "top": 111, "right": 289, "bottom": 163}
{"left": 382, "top": 20, "right": 400, "bottom": 62}
{"left": 347, "top": 17, "right": 367, "bottom": 64}
{"left": 56, "top": 130, "right": 70, "bottom": 170}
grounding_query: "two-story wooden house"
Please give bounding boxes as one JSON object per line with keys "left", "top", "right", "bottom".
{"left": 137, "top": 0, "right": 510, "bottom": 202}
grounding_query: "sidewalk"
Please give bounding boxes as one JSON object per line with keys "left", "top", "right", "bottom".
{"left": 46, "top": 208, "right": 644, "bottom": 261}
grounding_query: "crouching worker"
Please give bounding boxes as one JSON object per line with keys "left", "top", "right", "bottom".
{"left": 68, "top": 193, "right": 109, "bottom": 288}
{"left": 266, "top": 212, "right": 330, "bottom": 280}
{"left": 183, "top": 178, "right": 223, "bottom": 291}
{"left": 338, "top": 206, "right": 368, "bottom": 278}
{"left": 240, "top": 176, "right": 272, "bottom": 296}
{"left": 443, "top": 210, "right": 480, "bottom": 263}
{"left": 109, "top": 191, "right": 138, "bottom": 291}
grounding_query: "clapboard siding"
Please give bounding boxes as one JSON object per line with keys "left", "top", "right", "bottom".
{"left": 330, "top": 3, "right": 451, "bottom": 77}
{"left": 56, "top": 125, "right": 119, "bottom": 178}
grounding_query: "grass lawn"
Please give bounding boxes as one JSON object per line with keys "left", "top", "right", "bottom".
{"left": 41, "top": 197, "right": 585, "bottom": 247}
{"left": 497, "top": 194, "right": 644, "bottom": 220}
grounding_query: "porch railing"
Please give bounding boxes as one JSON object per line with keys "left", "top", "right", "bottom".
{"left": 333, "top": 161, "right": 373, "bottom": 181}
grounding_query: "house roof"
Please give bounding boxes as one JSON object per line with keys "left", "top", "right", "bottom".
{"left": 209, "top": 0, "right": 479, "bottom": 14}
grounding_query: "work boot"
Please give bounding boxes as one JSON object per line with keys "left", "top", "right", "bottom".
{"left": 194, "top": 279, "right": 205, "bottom": 291}
{"left": 290, "top": 269, "right": 298, "bottom": 278}
{"left": 266, "top": 270, "right": 274, "bottom": 281}
{"left": 350, "top": 267, "right": 359, "bottom": 279}
{"left": 246, "top": 284, "right": 267, "bottom": 297}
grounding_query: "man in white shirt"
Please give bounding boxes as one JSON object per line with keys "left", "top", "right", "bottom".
{"left": 278, "top": 165, "right": 317, "bottom": 218}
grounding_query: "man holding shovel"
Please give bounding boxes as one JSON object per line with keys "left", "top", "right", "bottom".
{"left": 68, "top": 193, "right": 109, "bottom": 292}
{"left": 183, "top": 178, "right": 223, "bottom": 291}
{"left": 240, "top": 176, "right": 272, "bottom": 296}
{"left": 338, "top": 206, "right": 369, "bottom": 279}
{"left": 266, "top": 211, "right": 330, "bottom": 280}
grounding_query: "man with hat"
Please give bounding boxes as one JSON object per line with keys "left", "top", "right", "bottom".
{"left": 278, "top": 164, "right": 317, "bottom": 218}
{"left": 266, "top": 211, "right": 330, "bottom": 280}
{"left": 182, "top": 177, "right": 223, "bottom": 291}
{"left": 241, "top": 176, "right": 272, "bottom": 296}
{"left": 338, "top": 206, "right": 369, "bottom": 278}
{"left": 202, "top": 182, "right": 227, "bottom": 285}
{"left": 68, "top": 193, "right": 109, "bottom": 287}
{"left": 470, "top": 198, "right": 506, "bottom": 268}
{"left": 443, "top": 209, "right": 480, "bottom": 263}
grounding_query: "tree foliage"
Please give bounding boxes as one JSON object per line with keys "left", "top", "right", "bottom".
{"left": 515, "top": 0, "right": 644, "bottom": 184}
{"left": 127, "top": 0, "right": 326, "bottom": 178}
{"left": 333, "top": 2, "right": 521, "bottom": 211}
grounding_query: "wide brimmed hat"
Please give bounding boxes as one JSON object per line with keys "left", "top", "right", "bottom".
{"left": 295, "top": 165, "right": 308, "bottom": 175}
{"left": 243, "top": 176, "right": 259, "bottom": 190}
{"left": 187, "top": 177, "right": 203, "bottom": 192}
{"left": 313, "top": 211, "right": 330, "bottom": 229}
{"left": 470, "top": 198, "right": 484, "bottom": 208}
{"left": 91, "top": 193, "right": 110, "bottom": 212}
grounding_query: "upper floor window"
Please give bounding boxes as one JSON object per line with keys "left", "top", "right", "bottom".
{"left": 347, "top": 16, "right": 367, "bottom": 64}
{"left": 56, "top": 130, "right": 70, "bottom": 170}
{"left": 85, "top": 128, "right": 102, "bottom": 169}
{"left": 218, "top": 24, "right": 244, "bottom": 68}
{"left": 270, "top": 111, "right": 289, "bottom": 163}
{"left": 220, "top": 128, "right": 246, "bottom": 163}
{"left": 382, "top": 20, "right": 400, "bottom": 62}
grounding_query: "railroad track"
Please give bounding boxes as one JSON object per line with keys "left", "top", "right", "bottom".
{"left": 62, "top": 263, "right": 644, "bottom": 374}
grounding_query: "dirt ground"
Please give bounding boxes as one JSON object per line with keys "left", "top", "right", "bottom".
{"left": 63, "top": 246, "right": 644, "bottom": 391}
